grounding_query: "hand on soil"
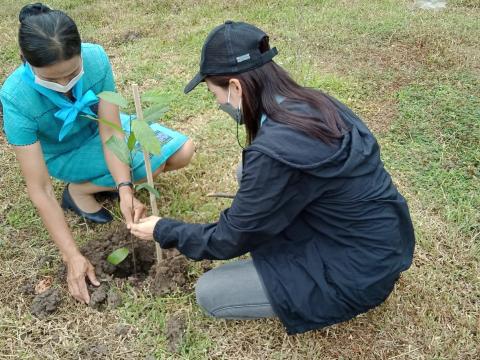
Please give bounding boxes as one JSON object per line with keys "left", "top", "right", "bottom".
{"left": 128, "top": 216, "right": 160, "bottom": 240}
{"left": 66, "top": 254, "right": 100, "bottom": 304}
{"left": 119, "top": 193, "right": 147, "bottom": 225}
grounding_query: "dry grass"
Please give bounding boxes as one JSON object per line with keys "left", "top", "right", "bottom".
{"left": 1, "top": 0, "right": 479, "bottom": 359}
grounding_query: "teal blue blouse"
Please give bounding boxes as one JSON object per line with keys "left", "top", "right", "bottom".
{"left": 0, "top": 43, "right": 115, "bottom": 153}
{"left": 0, "top": 43, "right": 189, "bottom": 188}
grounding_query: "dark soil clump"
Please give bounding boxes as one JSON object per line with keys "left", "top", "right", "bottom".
{"left": 88, "top": 283, "right": 123, "bottom": 310}
{"left": 31, "top": 288, "right": 62, "bottom": 318}
{"left": 149, "top": 250, "right": 190, "bottom": 296}
{"left": 20, "top": 278, "right": 37, "bottom": 295}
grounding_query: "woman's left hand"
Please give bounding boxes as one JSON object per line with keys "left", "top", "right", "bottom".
{"left": 119, "top": 190, "right": 147, "bottom": 225}
{"left": 128, "top": 216, "right": 161, "bottom": 240}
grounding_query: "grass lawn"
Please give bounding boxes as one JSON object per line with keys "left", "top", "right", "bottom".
{"left": 0, "top": 0, "right": 479, "bottom": 359}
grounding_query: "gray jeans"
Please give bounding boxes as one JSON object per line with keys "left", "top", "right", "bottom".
{"left": 195, "top": 259, "right": 276, "bottom": 319}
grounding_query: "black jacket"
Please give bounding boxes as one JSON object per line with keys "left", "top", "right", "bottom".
{"left": 154, "top": 98, "right": 415, "bottom": 334}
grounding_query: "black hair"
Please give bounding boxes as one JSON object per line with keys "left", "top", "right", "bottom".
{"left": 208, "top": 37, "right": 349, "bottom": 145}
{"left": 18, "top": 3, "right": 81, "bottom": 67}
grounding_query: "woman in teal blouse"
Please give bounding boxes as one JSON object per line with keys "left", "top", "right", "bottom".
{"left": 0, "top": 3, "right": 194, "bottom": 304}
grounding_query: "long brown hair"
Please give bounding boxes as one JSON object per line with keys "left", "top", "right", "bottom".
{"left": 207, "top": 37, "right": 349, "bottom": 145}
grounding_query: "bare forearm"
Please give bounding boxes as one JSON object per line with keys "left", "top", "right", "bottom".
{"left": 29, "top": 188, "right": 80, "bottom": 261}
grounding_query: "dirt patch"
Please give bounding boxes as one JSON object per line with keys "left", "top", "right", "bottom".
{"left": 20, "top": 278, "right": 37, "bottom": 295}
{"left": 81, "top": 227, "right": 192, "bottom": 297}
{"left": 37, "top": 227, "right": 203, "bottom": 317}
{"left": 87, "top": 283, "right": 123, "bottom": 310}
{"left": 82, "top": 227, "right": 156, "bottom": 281}
{"left": 30, "top": 288, "right": 62, "bottom": 318}
{"left": 111, "top": 30, "right": 144, "bottom": 46}
{"left": 165, "top": 313, "right": 187, "bottom": 353}
{"left": 79, "top": 343, "right": 108, "bottom": 359}
{"left": 149, "top": 253, "right": 190, "bottom": 296}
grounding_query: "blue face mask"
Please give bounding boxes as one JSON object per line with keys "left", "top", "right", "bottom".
{"left": 219, "top": 87, "right": 243, "bottom": 125}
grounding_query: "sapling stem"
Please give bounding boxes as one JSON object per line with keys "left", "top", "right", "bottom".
{"left": 132, "top": 84, "right": 164, "bottom": 264}
{"left": 127, "top": 120, "right": 138, "bottom": 275}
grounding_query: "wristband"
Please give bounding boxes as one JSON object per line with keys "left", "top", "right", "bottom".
{"left": 116, "top": 181, "right": 134, "bottom": 191}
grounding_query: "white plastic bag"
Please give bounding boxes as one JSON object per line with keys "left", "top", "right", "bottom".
{"left": 415, "top": 0, "right": 447, "bottom": 9}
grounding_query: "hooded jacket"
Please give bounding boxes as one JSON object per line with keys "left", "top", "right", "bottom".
{"left": 154, "top": 97, "right": 415, "bottom": 334}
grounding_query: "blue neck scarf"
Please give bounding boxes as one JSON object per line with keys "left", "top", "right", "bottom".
{"left": 22, "top": 63, "right": 99, "bottom": 141}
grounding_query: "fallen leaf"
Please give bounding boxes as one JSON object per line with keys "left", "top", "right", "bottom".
{"left": 34, "top": 276, "right": 53, "bottom": 295}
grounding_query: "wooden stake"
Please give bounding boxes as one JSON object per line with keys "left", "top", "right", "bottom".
{"left": 132, "top": 84, "right": 163, "bottom": 262}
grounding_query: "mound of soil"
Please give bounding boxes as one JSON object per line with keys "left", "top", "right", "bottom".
{"left": 30, "top": 227, "right": 210, "bottom": 318}
{"left": 149, "top": 253, "right": 190, "bottom": 296}
{"left": 81, "top": 227, "right": 191, "bottom": 297}
{"left": 88, "top": 283, "right": 123, "bottom": 310}
{"left": 30, "top": 288, "right": 62, "bottom": 318}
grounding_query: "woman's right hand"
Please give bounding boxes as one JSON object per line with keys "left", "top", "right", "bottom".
{"left": 65, "top": 254, "right": 100, "bottom": 304}
{"left": 128, "top": 216, "right": 161, "bottom": 240}
{"left": 12, "top": 143, "right": 101, "bottom": 304}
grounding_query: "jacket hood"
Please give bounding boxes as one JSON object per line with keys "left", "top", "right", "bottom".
{"left": 247, "top": 99, "right": 381, "bottom": 178}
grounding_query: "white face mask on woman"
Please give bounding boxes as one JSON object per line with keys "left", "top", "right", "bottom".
{"left": 33, "top": 65, "right": 84, "bottom": 93}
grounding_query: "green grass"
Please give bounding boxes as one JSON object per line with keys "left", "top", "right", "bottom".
{"left": 382, "top": 79, "right": 479, "bottom": 241}
{"left": 119, "top": 291, "right": 212, "bottom": 359}
{"left": 0, "top": 0, "right": 479, "bottom": 359}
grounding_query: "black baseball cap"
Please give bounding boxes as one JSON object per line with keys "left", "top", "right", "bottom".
{"left": 184, "top": 20, "right": 278, "bottom": 94}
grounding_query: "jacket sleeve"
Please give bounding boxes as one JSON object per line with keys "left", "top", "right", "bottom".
{"left": 153, "top": 150, "right": 308, "bottom": 260}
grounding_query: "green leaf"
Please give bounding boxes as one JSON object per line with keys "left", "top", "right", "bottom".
{"left": 135, "top": 183, "right": 160, "bottom": 198}
{"left": 98, "top": 91, "right": 128, "bottom": 108}
{"left": 82, "top": 115, "right": 124, "bottom": 134}
{"left": 107, "top": 247, "right": 129, "bottom": 265}
{"left": 106, "top": 135, "right": 131, "bottom": 165}
{"left": 143, "top": 105, "right": 169, "bottom": 123}
{"left": 127, "top": 132, "right": 136, "bottom": 151}
{"left": 131, "top": 120, "right": 161, "bottom": 155}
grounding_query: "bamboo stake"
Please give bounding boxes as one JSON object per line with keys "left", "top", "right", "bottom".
{"left": 132, "top": 84, "right": 163, "bottom": 262}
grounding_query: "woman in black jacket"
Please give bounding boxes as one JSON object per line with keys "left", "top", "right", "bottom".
{"left": 129, "top": 21, "right": 415, "bottom": 335}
